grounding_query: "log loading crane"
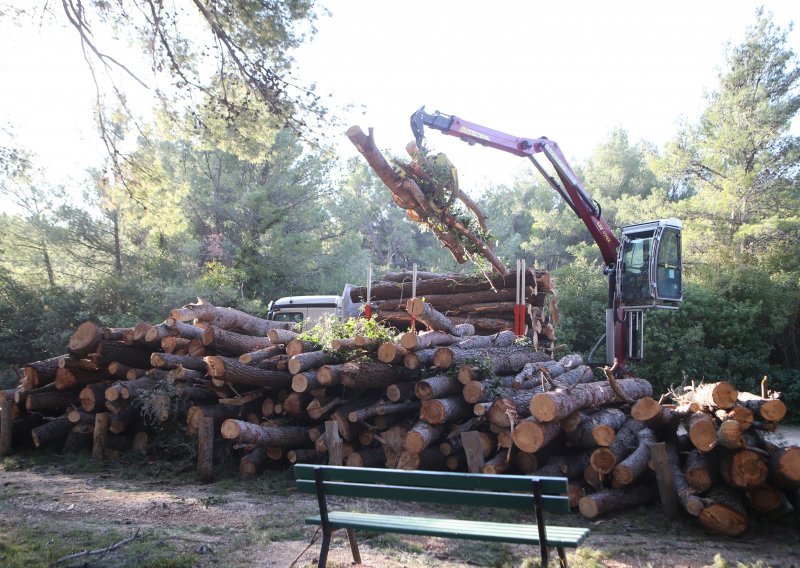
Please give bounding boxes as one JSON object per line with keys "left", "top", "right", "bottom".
{"left": 410, "top": 107, "right": 684, "bottom": 372}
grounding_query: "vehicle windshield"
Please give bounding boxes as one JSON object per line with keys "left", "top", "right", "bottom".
{"left": 272, "top": 312, "right": 303, "bottom": 323}
{"left": 621, "top": 234, "right": 653, "bottom": 303}
{"left": 656, "top": 229, "right": 681, "bottom": 300}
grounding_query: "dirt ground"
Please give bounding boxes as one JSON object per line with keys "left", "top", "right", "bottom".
{"left": 2, "top": 429, "right": 799, "bottom": 568}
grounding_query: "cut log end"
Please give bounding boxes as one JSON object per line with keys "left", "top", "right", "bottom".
{"left": 589, "top": 447, "right": 617, "bottom": 475}
{"left": 220, "top": 419, "right": 241, "bottom": 440}
{"left": 592, "top": 425, "right": 616, "bottom": 447}
{"left": 577, "top": 498, "right": 599, "bottom": 519}
{"left": 530, "top": 394, "right": 557, "bottom": 422}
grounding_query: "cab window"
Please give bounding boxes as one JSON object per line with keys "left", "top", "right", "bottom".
{"left": 656, "top": 229, "right": 681, "bottom": 300}
{"left": 621, "top": 235, "right": 653, "bottom": 303}
{"left": 272, "top": 311, "right": 304, "bottom": 323}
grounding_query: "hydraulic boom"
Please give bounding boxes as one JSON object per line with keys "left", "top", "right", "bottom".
{"left": 410, "top": 107, "right": 683, "bottom": 371}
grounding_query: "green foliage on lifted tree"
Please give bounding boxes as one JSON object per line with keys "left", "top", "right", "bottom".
{"left": 298, "top": 314, "right": 397, "bottom": 351}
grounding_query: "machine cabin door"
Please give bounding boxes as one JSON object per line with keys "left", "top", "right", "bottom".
{"left": 617, "top": 219, "right": 683, "bottom": 310}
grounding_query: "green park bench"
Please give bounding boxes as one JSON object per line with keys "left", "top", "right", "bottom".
{"left": 293, "top": 464, "right": 590, "bottom": 568}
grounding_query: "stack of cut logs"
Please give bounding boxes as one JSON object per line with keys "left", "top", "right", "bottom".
{"left": 349, "top": 268, "right": 559, "bottom": 346}
{"left": 1, "top": 288, "right": 797, "bottom": 538}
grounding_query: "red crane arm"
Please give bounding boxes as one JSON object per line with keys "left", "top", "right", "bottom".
{"left": 411, "top": 108, "right": 620, "bottom": 265}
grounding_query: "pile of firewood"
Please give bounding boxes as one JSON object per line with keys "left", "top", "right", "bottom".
{"left": 1, "top": 282, "right": 798, "bottom": 538}
{"left": 350, "top": 268, "right": 558, "bottom": 344}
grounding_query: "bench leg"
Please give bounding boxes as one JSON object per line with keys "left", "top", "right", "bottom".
{"left": 346, "top": 528, "right": 362, "bottom": 564}
{"left": 557, "top": 546, "right": 567, "bottom": 568}
{"left": 318, "top": 529, "right": 332, "bottom": 568}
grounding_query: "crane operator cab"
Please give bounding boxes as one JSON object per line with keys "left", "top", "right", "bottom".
{"left": 617, "top": 218, "right": 683, "bottom": 308}
{"left": 612, "top": 218, "right": 683, "bottom": 361}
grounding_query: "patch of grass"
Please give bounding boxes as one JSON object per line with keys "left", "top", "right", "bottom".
{"left": 0, "top": 522, "right": 127, "bottom": 567}
{"left": 0, "top": 523, "right": 214, "bottom": 568}
{"left": 602, "top": 543, "right": 649, "bottom": 559}
{"left": 440, "top": 539, "right": 519, "bottom": 567}
{"left": 571, "top": 547, "right": 609, "bottom": 568}
{"left": 712, "top": 555, "right": 774, "bottom": 568}
{"left": 1, "top": 456, "right": 25, "bottom": 471}
{"left": 195, "top": 525, "right": 218, "bottom": 535}
{"left": 253, "top": 514, "right": 308, "bottom": 542}
{"left": 198, "top": 495, "right": 228, "bottom": 508}
{"left": 364, "top": 533, "right": 428, "bottom": 556}
{"left": 139, "top": 556, "right": 196, "bottom": 568}
{"left": 244, "top": 468, "right": 297, "bottom": 496}
{"left": 0, "top": 525, "right": 75, "bottom": 566}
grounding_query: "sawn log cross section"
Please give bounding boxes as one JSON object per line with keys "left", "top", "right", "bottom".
{"left": 294, "top": 464, "right": 590, "bottom": 567}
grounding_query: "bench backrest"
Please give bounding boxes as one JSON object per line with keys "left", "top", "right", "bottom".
{"left": 294, "top": 465, "right": 570, "bottom": 514}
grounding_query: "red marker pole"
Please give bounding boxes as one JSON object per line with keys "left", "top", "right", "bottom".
{"left": 409, "top": 263, "right": 417, "bottom": 331}
{"left": 365, "top": 265, "right": 373, "bottom": 320}
{"left": 515, "top": 259, "right": 526, "bottom": 336}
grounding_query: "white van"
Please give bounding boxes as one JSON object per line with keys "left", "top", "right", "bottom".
{"left": 267, "top": 285, "right": 361, "bottom": 329}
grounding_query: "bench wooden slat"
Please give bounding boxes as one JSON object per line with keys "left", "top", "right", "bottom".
{"left": 306, "top": 512, "right": 590, "bottom": 548}
{"left": 294, "top": 464, "right": 568, "bottom": 494}
{"left": 296, "top": 479, "right": 570, "bottom": 514}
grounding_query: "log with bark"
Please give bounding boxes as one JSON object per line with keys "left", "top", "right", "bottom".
{"left": 415, "top": 374, "right": 463, "bottom": 401}
{"left": 399, "top": 330, "right": 460, "bottom": 351}
{"left": 567, "top": 408, "right": 628, "bottom": 449}
{"left": 404, "top": 421, "right": 444, "bottom": 454}
{"left": 720, "top": 449, "right": 769, "bottom": 489}
{"left": 687, "top": 411, "right": 718, "bottom": 453}
{"left": 698, "top": 484, "right": 749, "bottom": 536}
{"left": 170, "top": 300, "right": 291, "bottom": 335}
{"left": 68, "top": 321, "right": 103, "bottom": 358}
{"left": 53, "top": 368, "right": 108, "bottom": 391}
{"left": 736, "top": 392, "right": 787, "bottom": 422}
{"left": 684, "top": 449, "right": 722, "bottom": 493}
{"left": 578, "top": 483, "right": 659, "bottom": 519}
{"left": 405, "top": 298, "right": 465, "bottom": 337}
{"left": 679, "top": 381, "right": 739, "bottom": 411}
{"left": 420, "top": 396, "right": 473, "bottom": 425}
{"left": 352, "top": 268, "right": 547, "bottom": 302}
{"left": 531, "top": 378, "right": 653, "bottom": 422}
{"left": 220, "top": 420, "right": 310, "bottom": 447}
{"left": 512, "top": 418, "right": 562, "bottom": 453}
{"left": 376, "top": 342, "right": 409, "bottom": 365}
{"left": 339, "top": 361, "right": 402, "bottom": 390}
{"left": 22, "top": 355, "right": 65, "bottom": 389}
{"left": 31, "top": 415, "right": 74, "bottom": 447}
{"left": 204, "top": 356, "right": 293, "bottom": 389}
{"left": 589, "top": 418, "right": 646, "bottom": 475}
{"left": 202, "top": 326, "right": 272, "bottom": 355}
{"left": 348, "top": 400, "right": 421, "bottom": 423}
{"left": 97, "top": 341, "right": 154, "bottom": 370}
{"left": 287, "top": 351, "right": 335, "bottom": 375}
{"left": 150, "top": 352, "right": 207, "bottom": 372}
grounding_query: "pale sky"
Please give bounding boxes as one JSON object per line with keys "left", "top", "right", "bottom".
{"left": 1, "top": 0, "right": 798, "bottom": 207}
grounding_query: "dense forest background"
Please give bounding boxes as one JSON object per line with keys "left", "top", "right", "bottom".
{"left": 1, "top": 4, "right": 798, "bottom": 416}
